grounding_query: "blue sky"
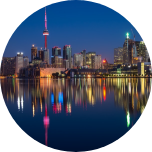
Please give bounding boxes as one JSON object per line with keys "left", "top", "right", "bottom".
{"left": 3, "top": 0, "right": 142, "bottom": 63}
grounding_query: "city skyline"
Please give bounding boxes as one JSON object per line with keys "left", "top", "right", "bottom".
{"left": 3, "top": 1, "right": 143, "bottom": 63}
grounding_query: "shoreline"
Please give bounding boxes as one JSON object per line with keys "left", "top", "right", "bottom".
{"left": 0, "top": 76, "right": 152, "bottom": 79}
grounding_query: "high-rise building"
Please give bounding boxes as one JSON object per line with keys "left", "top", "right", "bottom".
{"left": 1, "top": 57, "right": 16, "bottom": 76}
{"left": 94, "top": 55, "right": 101, "bottom": 69}
{"left": 91, "top": 55, "right": 101, "bottom": 69}
{"left": 73, "top": 53, "right": 83, "bottom": 67}
{"left": 38, "top": 50, "right": 44, "bottom": 61}
{"left": 63, "top": 45, "right": 72, "bottom": 68}
{"left": 31, "top": 45, "right": 37, "bottom": 62}
{"left": 123, "top": 34, "right": 134, "bottom": 64}
{"left": 114, "top": 47, "right": 123, "bottom": 65}
{"left": 43, "top": 49, "right": 49, "bottom": 65}
{"left": 52, "top": 46, "right": 61, "bottom": 56}
{"left": 23, "top": 56, "right": 29, "bottom": 68}
{"left": 63, "top": 60, "right": 69, "bottom": 69}
{"left": 71, "top": 57, "right": 73, "bottom": 68}
{"left": 146, "top": 50, "right": 150, "bottom": 62}
{"left": 81, "top": 50, "right": 86, "bottom": 66}
{"left": 137, "top": 41, "right": 148, "bottom": 62}
{"left": 16, "top": 52, "right": 24, "bottom": 75}
{"left": 86, "top": 52, "right": 96, "bottom": 68}
{"left": 51, "top": 56, "right": 63, "bottom": 68}
{"left": 138, "top": 62, "right": 144, "bottom": 75}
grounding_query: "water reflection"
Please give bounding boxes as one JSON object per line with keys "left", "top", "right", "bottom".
{"left": 1, "top": 78, "right": 151, "bottom": 115}
{"left": 0, "top": 78, "right": 151, "bottom": 147}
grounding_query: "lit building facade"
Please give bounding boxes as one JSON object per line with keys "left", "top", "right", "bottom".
{"left": 146, "top": 51, "right": 150, "bottom": 62}
{"left": 114, "top": 47, "right": 123, "bottom": 65}
{"left": 94, "top": 55, "right": 101, "bottom": 69}
{"left": 81, "top": 50, "right": 86, "bottom": 66}
{"left": 63, "top": 60, "right": 69, "bottom": 69}
{"left": 63, "top": 45, "right": 72, "bottom": 68}
{"left": 52, "top": 46, "right": 61, "bottom": 56}
{"left": 43, "top": 49, "right": 49, "bottom": 65}
{"left": 16, "top": 52, "right": 24, "bottom": 75}
{"left": 73, "top": 53, "right": 83, "bottom": 67}
{"left": 138, "top": 41, "right": 148, "bottom": 62}
{"left": 123, "top": 38, "right": 134, "bottom": 64}
{"left": 1, "top": 57, "right": 16, "bottom": 76}
{"left": 23, "top": 56, "right": 29, "bottom": 68}
{"left": 86, "top": 52, "right": 96, "bottom": 69}
{"left": 38, "top": 50, "right": 44, "bottom": 61}
{"left": 31, "top": 45, "right": 37, "bottom": 62}
{"left": 138, "top": 62, "right": 144, "bottom": 75}
{"left": 51, "top": 56, "right": 63, "bottom": 68}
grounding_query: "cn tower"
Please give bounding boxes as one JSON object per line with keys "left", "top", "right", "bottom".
{"left": 43, "top": 7, "right": 49, "bottom": 50}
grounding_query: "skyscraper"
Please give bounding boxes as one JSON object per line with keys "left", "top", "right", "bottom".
{"left": 43, "top": 50, "right": 49, "bottom": 64}
{"left": 95, "top": 55, "right": 101, "bottom": 69}
{"left": 63, "top": 45, "right": 72, "bottom": 68}
{"left": 52, "top": 46, "right": 61, "bottom": 56}
{"left": 114, "top": 47, "right": 123, "bottom": 65}
{"left": 138, "top": 41, "right": 148, "bottom": 62}
{"left": 81, "top": 50, "right": 86, "bottom": 66}
{"left": 16, "top": 52, "right": 24, "bottom": 75}
{"left": 51, "top": 56, "right": 63, "bottom": 68}
{"left": 86, "top": 52, "right": 96, "bottom": 68}
{"left": 38, "top": 50, "right": 44, "bottom": 61}
{"left": 73, "top": 53, "right": 83, "bottom": 67}
{"left": 23, "top": 56, "right": 29, "bottom": 68}
{"left": 31, "top": 45, "right": 37, "bottom": 62}
{"left": 1, "top": 57, "right": 16, "bottom": 76}
{"left": 123, "top": 34, "right": 134, "bottom": 64}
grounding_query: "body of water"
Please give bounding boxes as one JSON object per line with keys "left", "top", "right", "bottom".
{"left": 1, "top": 78, "right": 151, "bottom": 151}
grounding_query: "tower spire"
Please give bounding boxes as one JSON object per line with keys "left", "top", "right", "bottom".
{"left": 43, "top": 7, "right": 49, "bottom": 50}
{"left": 45, "top": 7, "right": 47, "bottom": 30}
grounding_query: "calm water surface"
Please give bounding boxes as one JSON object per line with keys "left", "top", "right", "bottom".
{"left": 1, "top": 78, "right": 151, "bottom": 151}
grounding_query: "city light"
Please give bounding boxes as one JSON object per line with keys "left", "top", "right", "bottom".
{"left": 126, "top": 32, "right": 129, "bottom": 39}
{"left": 103, "top": 60, "right": 106, "bottom": 63}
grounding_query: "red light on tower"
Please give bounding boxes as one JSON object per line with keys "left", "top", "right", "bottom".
{"left": 103, "top": 60, "right": 106, "bottom": 63}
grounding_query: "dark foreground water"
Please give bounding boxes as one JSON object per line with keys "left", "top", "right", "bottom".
{"left": 1, "top": 78, "right": 151, "bottom": 151}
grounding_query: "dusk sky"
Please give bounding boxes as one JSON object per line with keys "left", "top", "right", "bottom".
{"left": 3, "top": 0, "right": 143, "bottom": 63}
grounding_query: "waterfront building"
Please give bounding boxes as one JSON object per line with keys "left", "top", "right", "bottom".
{"left": 139, "top": 41, "right": 148, "bottom": 62}
{"left": 145, "top": 49, "right": 150, "bottom": 62}
{"left": 23, "top": 56, "right": 29, "bottom": 68}
{"left": 86, "top": 52, "right": 96, "bottom": 69}
{"left": 63, "top": 60, "right": 69, "bottom": 69}
{"left": 71, "top": 57, "right": 73, "bottom": 68}
{"left": 1, "top": 57, "right": 16, "bottom": 76}
{"left": 31, "top": 45, "right": 37, "bottom": 62}
{"left": 16, "top": 52, "right": 24, "bottom": 75}
{"left": 114, "top": 47, "right": 123, "bottom": 65}
{"left": 63, "top": 45, "right": 72, "bottom": 68}
{"left": 73, "top": 53, "right": 83, "bottom": 67}
{"left": 81, "top": 50, "right": 86, "bottom": 66}
{"left": 138, "top": 62, "right": 144, "bottom": 75}
{"left": 51, "top": 56, "right": 63, "bottom": 68}
{"left": 123, "top": 35, "right": 134, "bottom": 64}
{"left": 91, "top": 55, "right": 101, "bottom": 69}
{"left": 102, "top": 59, "right": 108, "bottom": 70}
{"left": 95, "top": 55, "right": 101, "bottom": 69}
{"left": 32, "top": 57, "right": 42, "bottom": 65}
